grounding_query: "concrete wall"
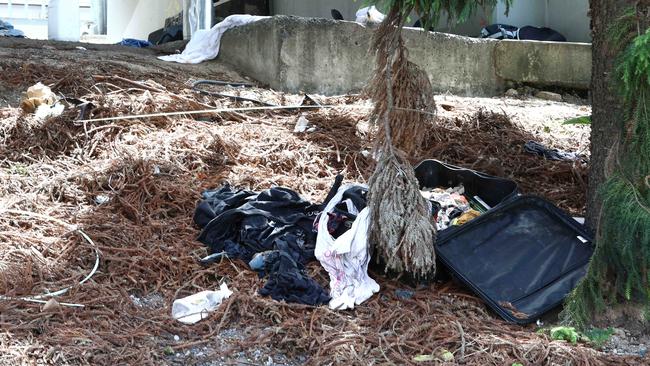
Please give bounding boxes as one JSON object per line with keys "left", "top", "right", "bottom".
{"left": 219, "top": 16, "right": 590, "bottom": 97}
{"left": 494, "top": 40, "right": 591, "bottom": 88}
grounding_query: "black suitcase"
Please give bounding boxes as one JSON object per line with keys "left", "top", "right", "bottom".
{"left": 435, "top": 195, "right": 594, "bottom": 324}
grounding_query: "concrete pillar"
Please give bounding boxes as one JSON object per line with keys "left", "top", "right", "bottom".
{"left": 48, "top": 0, "right": 80, "bottom": 41}
{"left": 107, "top": 0, "right": 138, "bottom": 42}
{"left": 91, "top": 0, "right": 107, "bottom": 35}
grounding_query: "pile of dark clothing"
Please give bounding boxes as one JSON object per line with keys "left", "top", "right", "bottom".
{"left": 524, "top": 141, "right": 587, "bottom": 162}
{"left": 0, "top": 19, "right": 25, "bottom": 38}
{"left": 480, "top": 24, "right": 566, "bottom": 42}
{"left": 194, "top": 184, "right": 346, "bottom": 305}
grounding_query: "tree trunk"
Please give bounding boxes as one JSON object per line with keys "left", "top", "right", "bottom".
{"left": 585, "top": 0, "right": 634, "bottom": 229}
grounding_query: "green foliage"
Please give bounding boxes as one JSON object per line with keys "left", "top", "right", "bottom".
{"left": 608, "top": 7, "right": 641, "bottom": 49}
{"left": 563, "top": 10, "right": 650, "bottom": 327}
{"left": 583, "top": 327, "right": 615, "bottom": 348}
{"left": 565, "top": 173, "right": 650, "bottom": 325}
{"left": 364, "top": 0, "right": 512, "bottom": 31}
{"left": 563, "top": 115, "right": 591, "bottom": 125}
{"left": 551, "top": 326, "right": 580, "bottom": 343}
{"left": 511, "top": 363, "right": 524, "bottom": 366}
{"left": 619, "top": 29, "right": 650, "bottom": 107}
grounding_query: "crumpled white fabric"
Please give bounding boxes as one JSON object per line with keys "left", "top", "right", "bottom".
{"left": 158, "top": 15, "right": 268, "bottom": 64}
{"left": 355, "top": 6, "right": 385, "bottom": 24}
{"left": 315, "top": 185, "right": 380, "bottom": 310}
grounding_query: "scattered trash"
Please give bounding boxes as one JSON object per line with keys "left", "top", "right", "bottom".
{"left": 94, "top": 195, "right": 110, "bottom": 205}
{"left": 248, "top": 250, "right": 274, "bottom": 271}
{"left": 171, "top": 283, "right": 233, "bottom": 324}
{"left": 0, "top": 19, "right": 25, "bottom": 38}
{"left": 75, "top": 46, "right": 87, "bottom": 51}
{"left": 198, "top": 251, "right": 228, "bottom": 266}
{"left": 20, "top": 82, "right": 64, "bottom": 119}
{"left": 42, "top": 298, "right": 61, "bottom": 313}
{"left": 413, "top": 354, "right": 435, "bottom": 362}
{"left": 173, "top": 335, "right": 180, "bottom": 342}
{"left": 505, "top": 88, "right": 519, "bottom": 98}
{"left": 293, "top": 114, "right": 310, "bottom": 133}
{"left": 35, "top": 103, "right": 64, "bottom": 119}
{"left": 414, "top": 159, "right": 518, "bottom": 238}
{"left": 535, "top": 91, "right": 563, "bottom": 102}
{"left": 439, "top": 102, "right": 455, "bottom": 111}
{"left": 355, "top": 6, "right": 385, "bottom": 24}
{"left": 315, "top": 185, "right": 379, "bottom": 310}
{"left": 524, "top": 141, "right": 586, "bottom": 162}
{"left": 440, "top": 350, "right": 455, "bottom": 362}
{"left": 119, "top": 38, "right": 152, "bottom": 48}
{"left": 421, "top": 184, "right": 482, "bottom": 230}
{"left": 20, "top": 82, "right": 56, "bottom": 113}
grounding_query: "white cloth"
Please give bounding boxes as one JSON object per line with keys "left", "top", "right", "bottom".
{"left": 355, "top": 6, "right": 385, "bottom": 24}
{"left": 315, "top": 185, "right": 380, "bottom": 310}
{"left": 159, "top": 15, "right": 268, "bottom": 64}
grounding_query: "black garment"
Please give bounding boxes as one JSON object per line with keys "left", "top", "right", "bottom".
{"left": 257, "top": 251, "right": 330, "bottom": 306}
{"left": 193, "top": 185, "right": 255, "bottom": 228}
{"left": 524, "top": 141, "right": 585, "bottom": 162}
{"left": 196, "top": 186, "right": 320, "bottom": 263}
{"left": 194, "top": 183, "right": 356, "bottom": 306}
{"left": 331, "top": 9, "right": 344, "bottom": 20}
{"left": 480, "top": 24, "right": 566, "bottom": 42}
{"left": 519, "top": 26, "right": 567, "bottom": 42}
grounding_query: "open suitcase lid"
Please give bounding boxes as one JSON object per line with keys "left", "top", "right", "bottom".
{"left": 435, "top": 195, "right": 594, "bottom": 324}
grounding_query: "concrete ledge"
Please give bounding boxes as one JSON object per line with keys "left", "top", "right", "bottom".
{"left": 219, "top": 16, "right": 591, "bottom": 96}
{"left": 494, "top": 40, "right": 591, "bottom": 90}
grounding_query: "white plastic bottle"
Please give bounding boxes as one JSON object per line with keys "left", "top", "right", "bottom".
{"left": 171, "top": 283, "right": 233, "bottom": 324}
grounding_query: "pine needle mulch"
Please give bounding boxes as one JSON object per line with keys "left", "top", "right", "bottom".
{"left": 0, "top": 66, "right": 634, "bottom": 365}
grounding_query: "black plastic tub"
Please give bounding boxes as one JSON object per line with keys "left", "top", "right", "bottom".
{"left": 414, "top": 159, "right": 518, "bottom": 240}
{"left": 414, "top": 159, "right": 518, "bottom": 208}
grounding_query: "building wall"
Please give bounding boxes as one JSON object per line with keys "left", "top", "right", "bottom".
{"left": 0, "top": 1, "right": 93, "bottom": 39}
{"left": 271, "top": 0, "right": 359, "bottom": 22}
{"left": 546, "top": 0, "right": 590, "bottom": 43}
{"left": 271, "top": 0, "right": 592, "bottom": 42}
{"left": 107, "top": 0, "right": 182, "bottom": 42}
{"left": 494, "top": 0, "right": 545, "bottom": 27}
